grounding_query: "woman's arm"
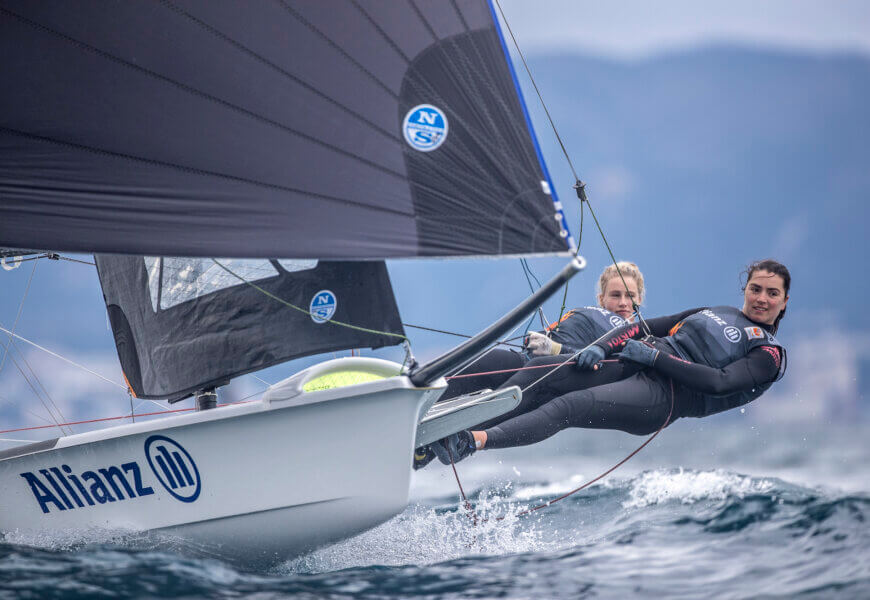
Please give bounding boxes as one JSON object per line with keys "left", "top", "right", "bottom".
{"left": 650, "top": 345, "right": 781, "bottom": 395}
{"left": 595, "top": 307, "right": 706, "bottom": 354}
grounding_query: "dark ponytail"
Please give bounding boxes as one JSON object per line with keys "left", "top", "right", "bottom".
{"left": 741, "top": 259, "right": 791, "bottom": 333}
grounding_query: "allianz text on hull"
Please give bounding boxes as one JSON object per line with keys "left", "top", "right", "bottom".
{"left": 0, "top": 359, "right": 442, "bottom": 567}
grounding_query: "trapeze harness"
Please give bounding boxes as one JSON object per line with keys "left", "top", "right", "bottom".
{"left": 442, "top": 306, "right": 626, "bottom": 399}
{"left": 482, "top": 306, "right": 787, "bottom": 449}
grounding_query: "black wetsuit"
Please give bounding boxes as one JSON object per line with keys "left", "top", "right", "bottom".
{"left": 441, "top": 307, "right": 626, "bottom": 399}
{"left": 482, "top": 308, "right": 786, "bottom": 449}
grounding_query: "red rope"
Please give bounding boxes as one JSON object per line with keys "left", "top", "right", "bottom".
{"left": 445, "top": 359, "right": 619, "bottom": 380}
{"left": 447, "top": 378, "right": 675, "bottom": 524}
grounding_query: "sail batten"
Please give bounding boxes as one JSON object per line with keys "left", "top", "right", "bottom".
{"left": 1, "top": 0, "right": 569, "bottom": 259}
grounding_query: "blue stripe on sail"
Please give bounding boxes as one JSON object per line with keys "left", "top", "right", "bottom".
{"left": 486, "top": 0, "right": 574, "bottom": 251}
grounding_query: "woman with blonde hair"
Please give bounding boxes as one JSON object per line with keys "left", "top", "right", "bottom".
{"left": 414, "top": 261, "right": 645, "bottom": 468}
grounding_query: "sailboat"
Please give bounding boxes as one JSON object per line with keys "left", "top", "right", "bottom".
{"left": 0, "top": 1, "right": 583, "bottom": 566}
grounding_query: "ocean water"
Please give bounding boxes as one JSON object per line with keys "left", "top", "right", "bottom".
{"left": 2, "top": 421, "right": 868, "bottom": 599}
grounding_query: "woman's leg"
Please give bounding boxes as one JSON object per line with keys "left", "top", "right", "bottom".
{"left": 483, "top": 372, "right": 675, "bottom": 449}
{"left": 473, "top": 356, "right": 643, "bottom": 430}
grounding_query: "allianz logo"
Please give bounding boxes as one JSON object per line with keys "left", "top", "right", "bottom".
{"left": 19, "top": 435, "right": 201, "bottom": 515}
{"left": 699, "top": 309, "right": 728, "bottom": 327}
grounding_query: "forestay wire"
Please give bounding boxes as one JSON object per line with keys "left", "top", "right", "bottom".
{"left": 492, "top": 0, "right": 650, "bottom": 337}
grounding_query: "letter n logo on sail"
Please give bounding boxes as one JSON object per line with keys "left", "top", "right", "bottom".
{"left": 144, "top": 435, "right": 201, "bottom": 502}
{"left": 402, "top": 104, "right": 448, "bottom": 152}
{"left": 309, "top": 289, "right": 337, "bottom": 324}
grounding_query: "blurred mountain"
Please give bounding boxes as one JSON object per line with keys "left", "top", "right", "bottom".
{"left": 526, "top": 45, "right": 870, "bottom": 323}
{"left": 520, "top": 45, "right": 870, "bottom": 420}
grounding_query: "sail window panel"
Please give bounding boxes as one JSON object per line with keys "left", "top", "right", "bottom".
{"left": 277, "top": 259, "right": 318, "bottom": 273}
{"left": 147, "top": 258, "right": 279, "bottom": 311}
{"left": 144, "top": 257, "right": 162, "bottom": 312}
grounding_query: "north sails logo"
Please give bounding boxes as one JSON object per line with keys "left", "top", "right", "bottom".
{"left": 144, "top": 435, "right": 201, "bottom": 502}
{"left": 310, "top": 289, "right": 337, "bottom": 324}
{"left": 403, "top": 104, "right": 448, "bottom": 151}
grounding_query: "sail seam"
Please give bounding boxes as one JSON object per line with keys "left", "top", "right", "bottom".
{"left": 0, "top": 6, "right": 407, "bottom": 182}
{"left": 0, "top": 127, "right": 415, "bottom": 219}
{"left": 275, "top": 0, "right": 399, "bottom": 99}
{"left": 158, "top": 0, "right": 402, "bottom": 144}
{"left": 351, "top": 1, "right": 413, "bottom": 63}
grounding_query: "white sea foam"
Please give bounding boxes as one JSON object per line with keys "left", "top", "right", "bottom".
{"left": 623, "top": 468, "right": 775, "bottom": 509}
{"left": 3, "top": 526, "right": 143, "bottom": 550}
{"left": 282, "top": 493, "right": 558, "bottom": 574}
{"left": 511, "top": 474, "right": 591, "bottom": 500}
{"left": 1, "top": 525, "right": 230, "bottom": 563}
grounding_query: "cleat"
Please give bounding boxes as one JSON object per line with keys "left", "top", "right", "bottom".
{"left": 413, "top": 445, "right": 436, "bottom": 470}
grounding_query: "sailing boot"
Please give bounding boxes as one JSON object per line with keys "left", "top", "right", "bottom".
{"left": 413, "top": 445, "right": 436, "bottom": 470}
{"left": 432, "top": 430, "right": 476, "bottom": 465}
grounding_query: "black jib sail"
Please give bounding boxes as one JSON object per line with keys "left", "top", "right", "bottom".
{"left": 96, "top": 256, "right": 405, "bottom": 400}
{"left": 0, "top": 1, "right": 570, "bottom": 259}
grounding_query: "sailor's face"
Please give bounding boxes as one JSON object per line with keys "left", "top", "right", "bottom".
{"left": 742, "top": 270, "right": 788, "bottom": 325}
{"left": 599, "top": 276, "right": 639, "bottom": 321}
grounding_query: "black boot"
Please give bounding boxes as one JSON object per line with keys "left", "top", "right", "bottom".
{"left": 432, "top": 430, "right": 476, "bottom": 465}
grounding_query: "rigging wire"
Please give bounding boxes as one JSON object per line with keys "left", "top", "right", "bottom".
{"left": 555, "top": 200, "right": 584, "bottom": 325}
{"left": 0, "top": 264, "right": 74, "bottom": 435}
{"left": 6, "top": 351, "right": 69, "bottom": 435}
{"left": 0, "top": 393, "right": 55, "bottom": 425}
{"left": 0, "top": 252, "right": 96, "bottom": 267}
{"left": 435, "top": 0, "right": 666, "bottom": 524}
{"left": 449, "top": 380, "right": 675, "bottom": 524}
{"left": 579, "top": 188, "right": 652, "bottom": 337}
{"left": 0, "top": 396, "right": 264, "bottom": 436}
{"left": 0, "top": 325, "right": 127, "bottom": 390}
{"left": 0, "top": 259, "right": 38, "bottom": 377}
{"left": 401, "top": 323, "right": 523, "bottom": 349}
{"left": 492, "top": 0, "right": 650, "bottom": 338}
{"left": 492, "top": 0, "right": 581, "bottom": 183}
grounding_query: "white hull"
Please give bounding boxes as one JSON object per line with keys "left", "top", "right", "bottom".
{"left": 0, "top": 358, "right": 444, "bottom": 567}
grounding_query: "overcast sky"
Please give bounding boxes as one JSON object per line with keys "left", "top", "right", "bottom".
{"left": 498, "top": 0, "right": 870, "bottom": 59}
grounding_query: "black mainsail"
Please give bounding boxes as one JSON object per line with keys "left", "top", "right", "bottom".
{"left": 0, "top": 1, "right": 578, "bottom": 390}
{"left": 0, "top": 1, "right": 570, "bottom": 259}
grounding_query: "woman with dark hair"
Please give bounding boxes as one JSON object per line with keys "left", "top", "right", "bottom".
{"left": 431, "top": 259, "right": 790, "bottom": 465}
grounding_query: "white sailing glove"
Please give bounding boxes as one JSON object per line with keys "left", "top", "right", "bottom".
{"left": 524, "top": 331, "right": 562, "bottom": 356}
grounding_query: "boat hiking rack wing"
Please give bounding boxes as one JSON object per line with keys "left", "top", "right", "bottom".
{"left": 414, "top": 387, "right": 520, "bottom": 448}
